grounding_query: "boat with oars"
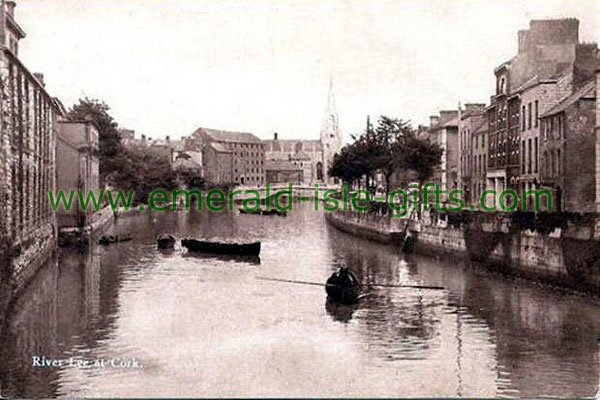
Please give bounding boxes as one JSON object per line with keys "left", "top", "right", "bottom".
{"left": 325, "top": 267, "right": 361, "bottom": 304}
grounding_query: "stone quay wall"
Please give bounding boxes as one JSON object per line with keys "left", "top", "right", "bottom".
{"left": 327, "top": 209, "right": 600, "bottom": 294}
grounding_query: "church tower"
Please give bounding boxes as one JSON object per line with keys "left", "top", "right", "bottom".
{"left": 320, "top": 78, "right": 342, "bottom": 184}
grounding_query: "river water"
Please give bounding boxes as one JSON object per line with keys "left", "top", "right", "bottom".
{"left": 1, "top": 203, "right": 599, "bottom": 398}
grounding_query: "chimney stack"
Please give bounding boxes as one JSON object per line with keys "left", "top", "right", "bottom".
{"left": 430, "top": 115, "right": 440, "bottom": 128}
{"left": 166, "top": 135, "right": 170, "bottom": 142}
{"left": 141, "top": 134, "right": 146, "bottom": 141}
{"left": 33, "top": 73, "right": 45, "bottom": 87}
{"left": 273, "top": 132, "right": 278, "bottom": 140}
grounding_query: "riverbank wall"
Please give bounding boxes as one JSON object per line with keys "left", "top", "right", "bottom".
{"left": 326, "top": 210, "right": 600, "bottom": 294}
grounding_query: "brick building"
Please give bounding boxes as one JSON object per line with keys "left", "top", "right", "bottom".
{"left": 189, "top": 127, "right": 265, "bottom": 186}
{"left": 0, "top": 1, "right": 58, "bottom": 279}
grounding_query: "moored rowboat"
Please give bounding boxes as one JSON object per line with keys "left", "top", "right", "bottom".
{"left": 182, "top": 239, "right": 261, "bottom": 256}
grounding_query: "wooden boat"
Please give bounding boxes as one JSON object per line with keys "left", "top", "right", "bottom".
{"left": 182, "top": 239, "right": 261, "bottom": 256}
{"left": 325, "top": 268, "right": 361, "bottom": 304}
{"left": 261, "top": 209, "right": 287, "bottom": 217}
{"left": 239, "top": 208, "right": 286, "bottom": 217}
{"left": 157, "top": 234, "right": 176, "bottom": 249}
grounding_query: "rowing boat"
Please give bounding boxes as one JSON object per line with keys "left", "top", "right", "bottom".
{"left": 181, "top": 239, "right": 261, "bottom": 256}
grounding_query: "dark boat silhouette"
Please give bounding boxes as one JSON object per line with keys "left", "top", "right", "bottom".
{"left": 239, "top": 208, "right": 286, "bottom": 217}
{"left": 325, "top": 267, "right": 361, "bottom": 304}
{"left": 182, "top": 239, "right": 261, "bottom": 256}
{"left": 157, "top": 234, "right": 176, "bottom": 249}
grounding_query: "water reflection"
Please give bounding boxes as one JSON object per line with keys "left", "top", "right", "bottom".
{"left": 0, "top": 204, "right": 598, "bottom": 398}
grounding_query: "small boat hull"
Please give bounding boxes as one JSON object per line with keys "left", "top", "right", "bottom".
{"left": 157, "top": 234, "right": 176, "bottom": 249}
{"left": 182, "top": 239, "right": 261, "bottom": 256}
{"left": 325, "top": 269, "right": 361, "bottom": 304}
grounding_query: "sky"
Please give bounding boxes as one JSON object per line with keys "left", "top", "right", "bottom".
{"left": 16, "top": 0, "right": 600, "bottom": 142}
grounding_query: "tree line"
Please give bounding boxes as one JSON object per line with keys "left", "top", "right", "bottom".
{"left": 68, "top": 98, "right": 204, "bottom": 204}
{"left": 328, "top": 116, "right": 443, "bottom": 198}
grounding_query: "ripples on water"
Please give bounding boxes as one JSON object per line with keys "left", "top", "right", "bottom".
{"left": 0, "top": 203, "right": 599, "bottom": 398}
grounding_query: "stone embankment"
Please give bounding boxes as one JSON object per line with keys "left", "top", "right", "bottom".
{"left": 326, "top": 209, "right": 600, "bottom": 294}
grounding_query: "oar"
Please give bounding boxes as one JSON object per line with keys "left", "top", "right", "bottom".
{"left": 256, "top": 276, "right": 445, "bottom": 290}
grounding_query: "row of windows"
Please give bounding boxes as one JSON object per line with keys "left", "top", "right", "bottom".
{"left": 234, "top": 168, "right": 264, "bottom": 174}
{"left": 521, "top": 100, "right": 539, "bottom": 131}
{"left": 6, "top": 60, "right": 55, "bottom": 240}
{"left": 541, "top": 114, "right": 565, "bottom": 140}
{"left": 521, "top": 137, "right": 539, "bottom": 175}
{"left": 543, "top": 149, "right": 561, "bottom": 178}
{"left": 460, "top": 154, "right": 487, "bottom": 176}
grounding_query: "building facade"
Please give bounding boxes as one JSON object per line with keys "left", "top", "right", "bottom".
{"left": 56, "top": 121, "right": 100, "bottom": 230}
{"left": 540, "top": 80, "right": 597, "bottom": 212}
{"left": 427, "top": 111, "right": 459, "bottom": 203}
{"left": 0, "top": 0, "right": 58, "bottom": 279}
{"left": 458, "top": 103, "right": 486, "bottom": 205}
{"left": 189, "top": 128, "right": 265, "bottom": 186}
{"left": 486, "top": 19, "right": 598, "bottom": 209}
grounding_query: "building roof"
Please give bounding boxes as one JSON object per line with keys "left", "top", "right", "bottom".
{"left": 429, "top": 115, "right": 459, "bottom": 132}
{"left": 263, "top": 139, "right": 323, "bottom": 153}
{"left": 542, "top": 80, "right": 596, "bottom": 118}
{"left": 210, "top": 142, "right": 233, "bottom": 153}
{"left": 194, "top": 127, "right": 262, "bottom": 144}
{"left": 265, "top": 160, "right": 303, "bottom": 172}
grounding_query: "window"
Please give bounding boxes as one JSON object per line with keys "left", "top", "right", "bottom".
{"left": 534, "top": 100, "right": 539, "bottom": 128}
{"left": 522, "top": 105, "right": 526, "bottom": 131}
{"left": 551, "top": 150, "right": 556, "bottom": 176}
{"left": 534, "top": 137, "right": 538, "bottom": 173}
{"left": 557, "top": 115, "right": 563, "bottom": 138}
{"left": 528, "top": 139, "right": 532, "bottom": 174}
{"left": 521, "top": 140, "right": 526, "bottom": 173}
{"left": 557, "top": 149, "right": 561, "bottom": 174}
{"left": 527, "top": 102, "right": 532, "bottom": 130}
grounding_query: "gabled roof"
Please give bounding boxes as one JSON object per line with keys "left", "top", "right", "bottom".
{"left": 542, "top": 80, "right": 596, "bottom": 118}
{"left": 194, "top": 127, "right": 262, "bottom": 144}
{"left": 210, "top": 142, "right": 233, "bottom": 153}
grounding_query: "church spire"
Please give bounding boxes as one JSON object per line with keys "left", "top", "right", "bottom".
{"left": 320, "top": 78, "right": 342, "bottom": 184}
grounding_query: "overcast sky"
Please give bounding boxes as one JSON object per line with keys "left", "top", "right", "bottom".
{"left": 16, "top": 0, "right": 600, "bottom": 141}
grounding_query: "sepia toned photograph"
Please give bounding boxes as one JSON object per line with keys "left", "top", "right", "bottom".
{"left": 0, "top": 0, "right": 599, "bottom": 398}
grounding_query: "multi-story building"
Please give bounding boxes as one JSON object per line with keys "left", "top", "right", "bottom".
{"left": 56, "top": 120, "right": 100, "bottom": 231}
{"left": 458, "top": 103, "right": 486, "bottom": 205}
{"left": 471, "top": 121, "right": 489, "bottom": 206}
{"left": 0, "top": 0, "right": 58, "bottom": 277}
{"left": 427, "top": 110, "right": 459, "bottom": 203}
{"left": 190, "top": 127, "right": 265, "bottom": 186}
{"left": 539, "top": 78, "right": 597, "bottom": 212}
{"left": 486, "top": 19, "right": 598, "bottom": 209}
